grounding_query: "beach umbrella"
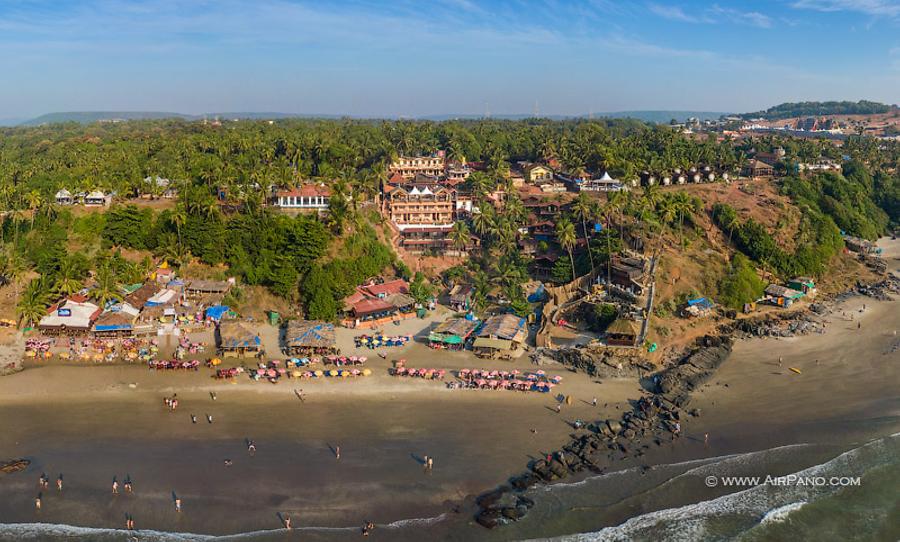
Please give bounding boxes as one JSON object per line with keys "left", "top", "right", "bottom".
{"left": 271, "top": 360, "right": 281, "bottom": 366}
{"left": 536, "top": 370, "right": 546, "bottom": 376}
{"left": 362, "top": 368, "right": 372, "bottom": 376}
{"left": 292, "top": 370, "right": 302, "bottom": 378}
{"left": 329, "top": 369, "right": 339, "bottom": 377}
{"left": 256, "top": 368, "right": 266, "bottom": 375}
{"left": 277, "top": 368, "right": 287, "bottom": 375}
{"left": 266, "top": 369, "right": 277, "bottom": 378}
{"left": 527, "top": 374, "right": 537, "bottom": 380}
{"left": 551, "top": 376, "right": 562, "bottom": 383}
{"left": 359, "top": 356, "right": 367, "bottom": 362}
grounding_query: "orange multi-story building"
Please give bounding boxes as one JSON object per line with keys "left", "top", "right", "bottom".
{"left": 388, "top": 154, "right": 446, "bottom": 179}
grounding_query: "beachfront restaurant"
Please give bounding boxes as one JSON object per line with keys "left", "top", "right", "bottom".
{"left": 283, "top": 320, "right": 338, "bottom": 356}
{"left": 428, "top": 317, "right": 478, "bottom": 350}
{"left": 472, "top": 337, "right": 515, "bottom": 358}
{"left": 38, "top": 297, "right": 101, "bottom": 336}
{"left": 473, "top": 314, "right": 528, "bottom": 358}
{"left": 217, "top": 321, "right": 262, "bottom": 357}
{"left": 605, "top": 318, "right": 640, "bottom": 347}
{"left": 92, "top": 308, "right": 137, "bottom": 338}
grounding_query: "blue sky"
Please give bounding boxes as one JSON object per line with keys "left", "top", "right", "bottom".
{"left": 0, "top": 0, "right": 898, "bottom": 119}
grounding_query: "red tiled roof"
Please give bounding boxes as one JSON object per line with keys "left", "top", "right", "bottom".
{"left": 276, "top": 185, "right": 332, "bottom": 198}
{"left": 352, "top": 298, "right": 396, "bottom": 317}
{"left": 363, "top": 279, "right": 409, "bottom": 297}
{"left": 69, "top": 294, "right": 89, "bottom": 303}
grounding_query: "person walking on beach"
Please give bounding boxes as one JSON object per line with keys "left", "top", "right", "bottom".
{"left": 555, "top": 403, "right": 561, "bottom": 413}
{"left": 335, "top": 445, "right": 341, "bottom": 460}
{"left": 112, "top": 478, "right": 119, "bottom": 494}
{"left": 191, "top": 414, "right": 197, "bottom": 424}
{"left": 210, "top": 391, "right": 217, "bottom": 401}
{"left": 427, "top": 457, "right": 434, "bottom": 470}
{"left": 248, "top": 440, "right": 256, "bottom": 455}
{"left": 591, "top": 397, "right": 597, "bottom": 407}
{"left": 206, "top": 414, "right": 213, "bottom": 424}
{"left": 56, "top": 474, "right": 63, "bottom": 492}
{"left": 363, "top": 521, "right": 375, "bottom": 536}
{"left": 858, "top": 322, "right": 861, "bottom": 329}
{"left": 283, "top": 516, "right": 292, "bottom": 530}
{"left": 35, "top": 493, "right": 42, "bottom": 510}
{"left": 175, "top": 497, "right": 182, "bottom": 512}
{"left": 704, "top": 433, "right": 709, "bottom": 446}
{"left": 124, "top": 476, "right": 133, "bottom": 493}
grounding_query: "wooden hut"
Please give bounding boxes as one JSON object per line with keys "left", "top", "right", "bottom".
{"left": 428, "top": 317, "right": 477, "bottom": 350}
{"left": 185, "top": 279, "right": 231, "bottom": 299}
{"left": 283, "top": 320, "right": 338, "bottom": 356}
{"left": 92, "top": 310, "right": 136, "bottom": 338}
{"left": 605, "top": 318, "right": 639, "bottom": 347}
{"left": 473, "top": 314, "right": 528, "bottom": 358}
{"left": 217, "top": 321, "right": 261, "bottom": 357}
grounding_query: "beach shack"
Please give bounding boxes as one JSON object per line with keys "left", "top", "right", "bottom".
{"left": 184, "top": 279, "right": 231, "bottom": 299}
{"left": 38, "top": 296, "right": 101, "bottom": 336}
{"left": 764, "top": 284, "right": 804, "bottom": 308}
{"left": 473, "top": 314, "right": 528, "bottom": 358}
{"left": 342, "top": 278, "right": 414, "bottom": 328}
{"left": 448, "top": 284, "right": 474, "bottom": 312}
{"left": 283, "top": 320, "right": 338, "bottom": 356}
{"left": 217, "top": 321, "right": 261, "bottom": 357}
{"left": 787, "top": 277, "right": 817, "bottom": 297}
{"left": 92, "top": 310, "right": 136, "bottom": 338}
{"left": 605, "top": 318, "right": 640, "bottom": 347}
{"left": 428, "top": 317, "right": 477, "bottom": 350}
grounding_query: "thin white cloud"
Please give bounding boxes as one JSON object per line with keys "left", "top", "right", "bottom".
{"left": 647, "top": 3, "right": 704, "bottom": 22}
{"left": 647, "top": 2, "right": 773, "bottom": 27}
{"left": 709, "top": 4, "right": 773, "bottom": 28}
{"left": 791, "top": 0, "right": 900, "bottom": 16}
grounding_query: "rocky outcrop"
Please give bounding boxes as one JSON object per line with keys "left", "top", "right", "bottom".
{"left": 474, "top": 335, "right": 730, "bottom": 528}
{"left": 548, "top": 347, "right": 649, "bottom": 378}
{"left": 0, "top": 458, "right": 30, "bottom": 474}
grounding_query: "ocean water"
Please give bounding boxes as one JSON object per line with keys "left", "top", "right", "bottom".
{"left": 4, "top": 434, "right": 897, "bottom": 542}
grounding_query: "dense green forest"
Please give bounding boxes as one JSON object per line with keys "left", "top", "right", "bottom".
{"left": 741, "top": 101, "right": 894, "bottom": 120}
{"left": 0, "top": 118, "right": 898, "bottom": 324}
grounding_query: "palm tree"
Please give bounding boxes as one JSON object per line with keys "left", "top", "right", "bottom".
{"left": 54, "top": 256, "right": 84, "bottom": 296}
{"left": 171, "top": 206, "right": 187, "bottom": 248}
{"left": 674, "top": 191, "right": 693, "bottom": 247}
{"left": 471, "top": 204, "right": 495, "bottom": 239}
{"left": 26, "top": 190, "right": 42, "bottom": 229}
{"left": 556, "top": 218, "right": 577, "bottom": 282}
{"left": 91, "top": 264, "right": 122, "bottom": 308}
{"left": 450, "top": 221, "right": 470, "bottom": 260}
{"left": 17, "top": 278, "right": 50, "bottom": 328}
{"left": 572, "top": 193, "right": 595, "bottom": 274}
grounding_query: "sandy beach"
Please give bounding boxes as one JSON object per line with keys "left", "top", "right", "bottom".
{"left": 0, "top": 239, "right": 897, "bottom": 541}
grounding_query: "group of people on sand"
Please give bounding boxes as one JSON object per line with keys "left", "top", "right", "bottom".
{"left": 163, "top": 394, "right": 179, "bottom": 411}
{"left": 35, "top": 473, "right": 64, "bottom": 510}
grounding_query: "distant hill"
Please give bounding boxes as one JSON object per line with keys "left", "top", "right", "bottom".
{"left": 18, "top": 109, "right": 729, "bottom": 126}
{"left": 740, "top": 100, "right": 896, "bottom": 120}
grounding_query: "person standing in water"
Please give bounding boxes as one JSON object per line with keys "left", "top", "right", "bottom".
{"left": 284, "top": 516, "right": 292, "bottom": 530}
{"left": 175, "top": 497, "right": 182, "bottom": 512}
{"left": 35, "top": 493, "right": 42, "bottom": 510}
{"left": 335, "top": 445, "right": 341, "bottom": 460}
{"left": 112, "top": 478, "right": 119, "bottom": 494}
{"left": 56, "top": 474, "right": 63, "bottom": 492}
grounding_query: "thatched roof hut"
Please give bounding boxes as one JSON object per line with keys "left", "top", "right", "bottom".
{"left": 283, "top": 320, "right": 337, "bottom": 355}
{"left": 217, "top": 321, "right": 261, "bottom": 356}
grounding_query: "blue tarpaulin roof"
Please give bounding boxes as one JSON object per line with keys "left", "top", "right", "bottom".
{"left": 95, "top": 324, "right": 133, "bottom": 331}
{"left": 205, "top": 305, "right": 230, "bottom": 320}
{"left": 687, "top": 297, "right": 714, "bottom": 309}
